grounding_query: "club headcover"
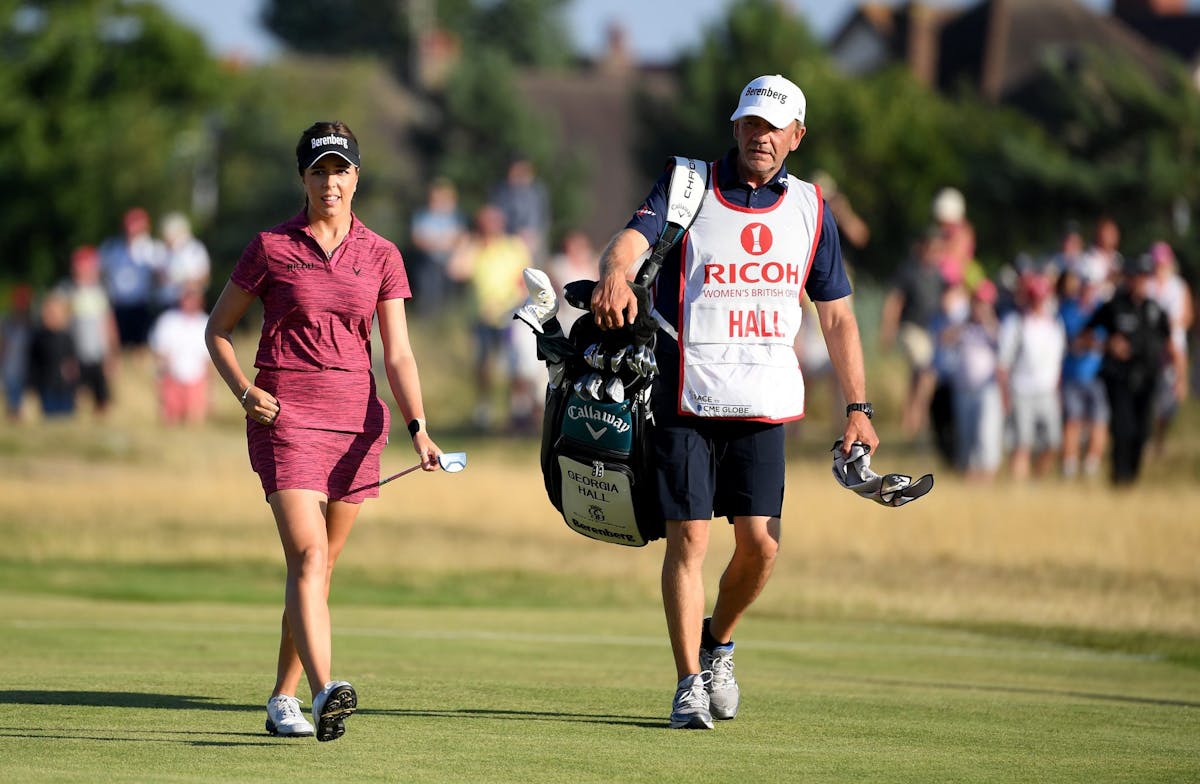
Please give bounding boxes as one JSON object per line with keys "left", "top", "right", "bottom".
{"left": 561, "top": 279, "right": 659, "bottom": 347}
{"left": 830, "top": 440, "right": 934, "bottom": 508}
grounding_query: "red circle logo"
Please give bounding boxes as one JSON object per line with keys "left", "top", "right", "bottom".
{"left": 740, "top": 223, "right": 772, "bottom": 255}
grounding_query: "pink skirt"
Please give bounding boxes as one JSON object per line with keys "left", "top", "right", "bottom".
{"left": 246, "top": 420, "right": 389, "bottom": 504}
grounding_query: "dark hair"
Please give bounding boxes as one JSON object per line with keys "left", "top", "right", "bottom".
{"left": 295, "top": 121, "right": 357, "bottom": 175}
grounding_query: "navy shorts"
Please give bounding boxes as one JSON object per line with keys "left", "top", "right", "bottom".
{"left": 651, "top": 418, "right": 786, "bottom": 522}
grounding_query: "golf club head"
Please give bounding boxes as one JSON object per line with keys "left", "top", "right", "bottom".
{"left": 608, "top": 346, "right": 627, "bottom": 372}
{"left": 604, "top": 375, "right": 625, "bottom": 403}
{"left": 584, "top": 343, "right": 606, "bottom": 370}
{"left": 438, "top": 451, "right": 468, "bottom": 473}
{"left": 583, "top": 372, "right": 604, "bottom": 400}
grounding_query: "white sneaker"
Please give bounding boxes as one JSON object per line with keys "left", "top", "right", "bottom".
{"left": 312, "top": 680, "right": 357, "bottom": 742}
{"left": 265, "top": 695, "right": 314, "bottom": 737}
{"left": 669, "top": 672, "right": 714, "bottom": 729}
{"left": 700, "top": 641, "right": 740, "bottom": 720}
{"left": 514, "top": 268, "right": 558, "bottom": 334}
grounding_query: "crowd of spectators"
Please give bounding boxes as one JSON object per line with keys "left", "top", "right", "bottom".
{"left": 3, "top": 182, "right": 1192, "bottom": 492}
{"left": 1, "top": 207, "right": 211, "bottom": 424}
{"left": 883, "top": 192, "right": 1193, "bottom": 486}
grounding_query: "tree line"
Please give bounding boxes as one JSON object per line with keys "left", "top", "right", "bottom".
{"left": 2, "top": 0, "right": 1197, "bottom": 291}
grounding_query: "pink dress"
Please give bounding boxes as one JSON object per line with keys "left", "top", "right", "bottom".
{"left": 230, "top": 211, "right": 410, "bottom": 502}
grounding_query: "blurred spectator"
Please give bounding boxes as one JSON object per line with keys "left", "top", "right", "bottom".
{"left": 927, "top": 279, "right": 970, "bottom": 465}
{"left": 99, "top": 206, "right": 165, "bottom": 349}
{"left": 812, "top": 170, "right": 870, "bottom": 255}
{"left": 158, "top": 212, "right": 211, "bottom": 310}
{"left": 64, "top": 246, "right": 119, "bottom": 416}
{"left": 449, "top": 205, "right": 533, "bottom": 431}
{"left": 149, "top": 285, "right": 211, "bottom": 426}
{"left": 879, "top": 231, "right": 944, "bottom": 438}
{"left": 1081, "top": 216, "right": 1123, "bottom": 297}
{"left": 1049, "top": 221, "right": 1087, "bottom": 279}
{"left": 943, "top": 279, "right": 1003, "bottom": 481}
{"left": 27, "top": 289, "right": 78, "bottom": 418}
{"left": 997, "top": 271, "right": 1066, "bottom": 481}
{"left": 1145, "top": 241, "right": 1193, "bottom": 458}
{"left": 490, "top": 155, "right": 550, "bottom": 264}
{"left": 409, "top": 178, "right": 467, "bottom": 314}
{"left": 1084, "top": 254, "right": 1184, "bottom": 486}
{"left": 1, "top": 284, "right": 35, "bottom": 420}
{"left": 1057, "top": 266, "right": 1109, "bottom": 479}
{"left": 546, "top": 229, "right": 599, "bottom": 332}
{"left": 929, "top": 187, "right": 983, "bottom": 288}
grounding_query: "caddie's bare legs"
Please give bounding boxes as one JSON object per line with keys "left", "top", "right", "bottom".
{"left": 709, "top": 516, "right": 781, "bottom": 644}
{"left": 662, "top": 519, "right": 711, "bottom": 679}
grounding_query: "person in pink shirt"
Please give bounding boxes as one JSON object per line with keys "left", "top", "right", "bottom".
{"left": 205, "top": 121, "right": 443, "bottom": 742}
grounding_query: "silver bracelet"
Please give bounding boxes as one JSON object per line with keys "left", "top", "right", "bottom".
{"left": 239, "top": 386, "right": 251, "bottom": 406}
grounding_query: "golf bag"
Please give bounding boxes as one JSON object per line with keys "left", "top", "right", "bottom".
{"left": 537, "top": 156, "right": 708, "bottom": 547}
{"left": 539, "top": 314, "right": 662, "bottom": 546}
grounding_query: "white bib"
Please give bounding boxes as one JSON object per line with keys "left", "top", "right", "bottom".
{"left": 676, "top": 175, "right": 822, "bottom": 421}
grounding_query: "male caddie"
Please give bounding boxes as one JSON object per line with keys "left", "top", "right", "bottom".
{"left": 591, "top": 74, "right": 880, "bottom": 728}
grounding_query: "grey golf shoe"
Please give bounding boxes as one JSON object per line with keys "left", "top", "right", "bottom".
{"left": 265, "top": 695, "right": 315, "bottom": 737}
{"left": 699, "top": 640, "right": 739, "bottom": 720}
{"left": 669, "top": 672, "right": 714, "bottom": 730}
{"left": 312, "top": 680, "right": 357, "bottom": 742}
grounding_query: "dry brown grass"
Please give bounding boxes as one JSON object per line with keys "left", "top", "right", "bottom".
{"left": 2, "top": 345, "right": 1197, "bottom": 640}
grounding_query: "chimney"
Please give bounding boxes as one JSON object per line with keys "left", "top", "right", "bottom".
{"left": 907, "top": 3, "right": 940, "bottom": 87}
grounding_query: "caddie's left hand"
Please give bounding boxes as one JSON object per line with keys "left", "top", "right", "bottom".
{"left": 841, "top": 412, "right": 879, "bottom": 457}
{"left": 413, "top": 432, "right": 441, "bottom": 471}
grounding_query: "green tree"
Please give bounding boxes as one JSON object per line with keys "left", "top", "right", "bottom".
{"left": 0, "top": 0, "right": 220, "bottom": 285}
{"left": 261, "top": 0, "right": 572, "bottom": 79}
{"left": 432, "top": 47, "right": 587, "bottom": 241}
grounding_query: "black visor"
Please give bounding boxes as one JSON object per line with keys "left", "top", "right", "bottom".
{"left": 298, "top": 134, "right": 361, "bottom": 171}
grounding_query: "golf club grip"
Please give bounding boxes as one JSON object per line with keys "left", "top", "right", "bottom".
{"left": 633, "top": 222, "right": 685, "bottom": 287}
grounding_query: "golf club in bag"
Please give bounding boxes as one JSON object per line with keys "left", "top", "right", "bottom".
{"left": 525, "top": 157, "right": 708, "bottom": 547}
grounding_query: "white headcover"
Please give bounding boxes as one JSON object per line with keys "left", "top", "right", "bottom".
{"left": 830, "top": 440, "right": 934, "bottom": 508}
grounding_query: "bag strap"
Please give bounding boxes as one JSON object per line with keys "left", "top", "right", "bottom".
{"left": 634, "top": 156, "right": 709, "bottom": 287}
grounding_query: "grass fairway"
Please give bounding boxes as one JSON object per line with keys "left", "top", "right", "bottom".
{"left": 3, "top": 595, "right": 1198, "bottom": 784}
{"left": 2, "top": 341, "right": 1199, "bottom": 782}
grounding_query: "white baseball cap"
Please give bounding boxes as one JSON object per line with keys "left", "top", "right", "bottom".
{"left": 730, "top": 74, "right": 806, "bottom": 128}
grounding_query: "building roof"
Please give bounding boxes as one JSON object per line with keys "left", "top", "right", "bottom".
{"left": 829, "top": 0, "right": 1170, "bottom": 103}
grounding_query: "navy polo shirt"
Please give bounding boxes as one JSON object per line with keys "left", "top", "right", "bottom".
{"left": 625, "top": 148, "right": 851, "bottom": 329}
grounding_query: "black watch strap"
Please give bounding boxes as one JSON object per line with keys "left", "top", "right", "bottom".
{"left": 846, "top": 402, "right": 873, "bottom": 419}
{"left": 407, "top": 418, "right": 426, "bottom": 437}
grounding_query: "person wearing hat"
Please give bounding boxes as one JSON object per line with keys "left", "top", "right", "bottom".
{"left": 591, "top": 74, "right": 879, "bottom": 729}
{"left": 1082, "top": 253, "right": 1184, "bottom": 485}
{"left": 205, "top": 121, "right": 445, "bottom": 741}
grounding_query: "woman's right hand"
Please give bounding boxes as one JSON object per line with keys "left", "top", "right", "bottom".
{"left": 241, "top": 385, "right": 281, "bottom": 426}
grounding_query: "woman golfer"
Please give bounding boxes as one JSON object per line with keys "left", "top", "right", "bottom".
{"left": 205, "top": 121, "right": 442, "bottom": 741}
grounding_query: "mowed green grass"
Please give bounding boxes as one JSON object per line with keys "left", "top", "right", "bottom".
{"left": 2, "top": 594, "right": 1198, "bottom": 784}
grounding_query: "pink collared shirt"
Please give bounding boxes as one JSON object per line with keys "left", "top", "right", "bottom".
{"left": 231, "top": 211, "right": 410, "bottom": 432}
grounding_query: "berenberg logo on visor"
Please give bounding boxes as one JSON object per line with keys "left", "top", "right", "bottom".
{"left": 312, "top": 135, "right": 350, "bottom": 150}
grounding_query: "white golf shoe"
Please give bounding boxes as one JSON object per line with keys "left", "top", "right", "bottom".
{"left": 514, "top": 268, "right": 558, "bottom": 334}
{"left": 312, "top": 680, "right": 357, "bottom": 742}
{"left": 265, "top": 694, "right": 315, "bottom": 737}
{"left": 668, "top": 672, "right": 714, "bottom": 730}
{"left": 700, "top": 641, "right": 739, "bottom": 720}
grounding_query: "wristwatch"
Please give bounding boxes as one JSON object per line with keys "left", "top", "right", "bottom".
{"left": 845, "top": 402, "right": 874, "bottom": 420}
{"left": 407, "top": 418, "right": 426, "bottom": 438}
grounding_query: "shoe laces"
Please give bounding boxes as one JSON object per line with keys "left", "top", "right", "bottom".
{"left": 704, "top": 647, "right": 735, "bottom": 689}
{"left": 271, "top": 695, "right": 303, "bottom": 721}
{"left": 675, "top": 672, "right": 712, "bottom": 710}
